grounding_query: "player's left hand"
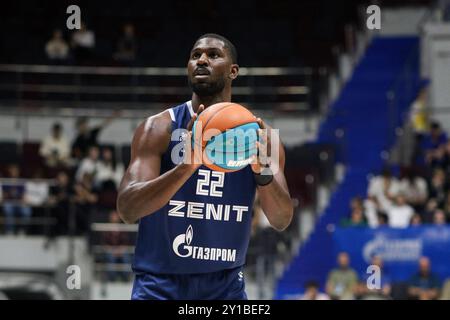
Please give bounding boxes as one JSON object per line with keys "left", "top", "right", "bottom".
{"left": 251, "top": 118, "right": 272, "bottom": 174}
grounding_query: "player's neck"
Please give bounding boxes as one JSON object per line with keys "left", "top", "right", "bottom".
{"left": 191, "top": 92, "right": 231, "bottom": 113}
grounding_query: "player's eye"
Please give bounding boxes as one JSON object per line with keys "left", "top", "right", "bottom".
{"left": 209, "top": 52, "right": 219, "bottom": 59}
{"left": 192, "top": 52, "right": 200, "bottom": 59}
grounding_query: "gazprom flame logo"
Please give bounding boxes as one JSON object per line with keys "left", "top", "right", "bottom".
{"left": 186, "top": 225, "right": 193, "bottom": 245}
{"left": 173, "top": 225, "right": 194, "bottom": 258}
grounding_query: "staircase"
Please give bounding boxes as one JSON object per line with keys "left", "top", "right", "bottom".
{"left": 275, "top": 36, "right": 422, "bottom": 298}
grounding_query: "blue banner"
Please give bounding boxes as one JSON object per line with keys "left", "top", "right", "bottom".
{"left": 332, "top": 226, "right": 450, "bottom": 283}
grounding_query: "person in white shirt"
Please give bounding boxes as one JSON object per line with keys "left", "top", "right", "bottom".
{"left": 76, "top": 146, "right": 101, "bottom": 182}
{"left": 71, "top": 22, "right": 95, "bottom": 63}
{"left": 95, "top": 147, "right": 124, "bottom": 189}
{"left": 386, "top": 194, "right": 414, "bottom": 228}
{"left": 398, "top": 170, "right": 428, "bottom": 210}
{"left": 39, "top": 123, "right": 70, "bottom": 168}
{"left": 45, "top": 29, "right": 69, "bottom": 60}
{"left": 367, "top": 169, "right": 401, "bottom": 213}
{"left": 365, "top": 169, "right": 401, "bottom": 228}
{"left": 300, "top": 281, "right": 330, "bottom": 300}
{"left": 24, "top": 170, "right": 49, "bottom": 207}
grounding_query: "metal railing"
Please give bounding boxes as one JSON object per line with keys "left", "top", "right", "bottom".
{"left": 0, "top": 64, "right": 320, "bottom": 113}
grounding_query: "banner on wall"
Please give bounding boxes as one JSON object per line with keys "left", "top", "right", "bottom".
{"left": 332, "top": 226, "right": 450, "bottom": 282}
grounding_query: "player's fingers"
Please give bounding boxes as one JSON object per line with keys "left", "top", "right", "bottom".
{"left": 256, "top": 117, "right": 266, "bottom": 129}
{"left": 187, "top": 114, "right": 197, "bottom": 131}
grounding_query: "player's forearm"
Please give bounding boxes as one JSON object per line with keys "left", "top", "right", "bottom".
{"left": 117, "top": 163, "right": 197, "bottom": 223}
{"left": 258, "top": 179, "right": 293, "bottom": 231}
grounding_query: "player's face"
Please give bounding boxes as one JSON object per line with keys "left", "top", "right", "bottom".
{"left": 187, "top": 38, "right": 233, "bottom": 96}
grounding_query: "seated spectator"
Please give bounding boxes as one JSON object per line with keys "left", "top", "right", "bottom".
{"left": 71, "top": 21, "right": 95, "bottom": 64}
{"left": 71, "top": 114, "right": 119, "bottom": 161}
{"left": 45, "top": 29, "right": 69, "bottom": 61}
{"left": 398, "top": 169, "right": 428, "bottom": 211}
{"left": 102, "top": 210, "right": 131, "bottom": 282}
{"left": 410, "top": 213, "right": 423, "bottom": 226}
{"left": 326, "top": 252, "right": 358, "bottom": 300}
{"left": 73, "top": 173, "right": 98, "bottom": 234}
{"left": 422, "top": 122, "right": 448, "bottom": 165}
{"left": 39, "top": 123, "right": 70, "bottom": 168}
{"left": 432, "top": 209, "right": 447, "bottom": 225}
{"left": 114, "top": 23, "right": 138, "bottom": 62}
{"left": 299, "top": 281, "right": 330, "bottom": 300}
{"left": 357, "top": 255, "right": 391, "bottom": 300}
{"left": 95, "top": 147, "right": 124, "bottom": 190}
{"left": 76, "top": 146, "right": 101, "bottom": 182}
{"left": 47, "top": 171, "right": 72, "bottom": 236}
{"left": 428, "top": 168, "right": 447, "bottom": 205}
{"left": 24, "top": 169, "right": 49, "bottom": 207}
{"left": 386, "top": 194, "right": 414, "bottom": 228}
{"left": 408, "top": 256, "right": 440, "bottom": 300}
{"left": 341, "top": 197, "right": 367, "bottom": 227}
{"left": 0, "top": 165, "right": 31, "bottom": 235}
{"left": 367, "top": 168, "right": 400, "bottom": 213}
{"left": 423, "top": 198, "right": 439, "bottom": 223}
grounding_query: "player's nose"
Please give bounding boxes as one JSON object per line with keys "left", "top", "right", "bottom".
{"left": 197, "top": 52, "right": 209, "bottom": 66}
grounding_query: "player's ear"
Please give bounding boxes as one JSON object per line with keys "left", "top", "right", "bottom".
{"left": 229, "top": 64, "right": 239, "bottom": 80}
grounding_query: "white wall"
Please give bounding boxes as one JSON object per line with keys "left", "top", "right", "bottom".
{"left": 421, "top": 23, "right": 450, "bottom": 131}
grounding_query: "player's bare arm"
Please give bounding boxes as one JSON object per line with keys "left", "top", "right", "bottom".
{"left": 252, "top": 118, "right": 293, "bottom": 231}
{"left": 117, "top": 108, "right": 203, "bottom": 224}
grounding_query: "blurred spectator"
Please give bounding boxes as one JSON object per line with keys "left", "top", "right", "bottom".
{"left": 432, "top": 209, "right": 447, "bottom": 225}
{"left": 39, "top": 123, "right": 70, "bottom": 168}
{"left": 96, "top": 147, "right": 124, "bottom": 190}
{"left": 357, "top": 255, "right": 391, "bottom": 300}
{"left": 367, "top": 168, "right": 400, "bottom": 213}
{"left": 386, "top": 194, "right": 414, "bottom": 228}
{"left": 428, "top": 168, "right": 447, "bottom": 204}
{"left": 408, "top": 256, "right": 440, "bottom": 300}
{"left": 45, "top": 29, "right": 69, "bottom": 61}
{"left": 24, "top": 169, "right": 49, "bottom": 207}
{"left": 0, "top": 165, "right": 31, "bottom": 235}
{"left": 71, "top": 114, "right": 119, "bottom": 161}
{"left": 341, "top": 197, "right": 367, "bottom": 227}
{"left": 410, "top": 213, "right": 422, "bottom": 226}
{"left": 398, "top": 169, "right": 428, "bottom": 211}
{"left": 73, "top": 173, "right": 98, "bottom": 234}
{"left": 423, "top": 198, "right": 439, "bottom": 223}
{"left": 76, "top": 146, "right": 101, "bottom": 182}
{"left": 422, "top": 122, "right": 448, "bottom": 163}
{"left": 299, "top": 281, "right": 330, "bottom": 300}
{"left": 102, "top": 210, "right": 131, "bottom": 282}
{"left": 48, "top": 171, "right": 72, "bottom": 235}
{"left": 114, "top": 23, "right": 138, "bottom": 62}
{"left": 71, "top": 22, "right": 95, "bottom": 63}
{"left": 326, "top": 252, "right": 358, "bottom": 300}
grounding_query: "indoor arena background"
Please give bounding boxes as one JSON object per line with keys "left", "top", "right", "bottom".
{"left": 0, "top": 0, "right": 450, "bottom": 300}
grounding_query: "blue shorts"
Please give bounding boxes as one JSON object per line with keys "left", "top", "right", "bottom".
{"left": 131, "top": 266, "right": 247, "bottom": 300}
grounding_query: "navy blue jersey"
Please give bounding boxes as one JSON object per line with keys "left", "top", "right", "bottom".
{"left": 132, "top": 101, "right": 257, "bottom": 274}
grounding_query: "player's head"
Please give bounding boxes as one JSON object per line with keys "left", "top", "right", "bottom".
{"left": 187, "top": 33, "right": 239, "bottom": 97}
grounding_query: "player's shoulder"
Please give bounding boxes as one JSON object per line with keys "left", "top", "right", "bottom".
{"left": 132, "top": 109, "right": 172, "bottom": 148}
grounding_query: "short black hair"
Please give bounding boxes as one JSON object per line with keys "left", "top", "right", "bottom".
{"left": 195, "top": 33, "right": 238, "bottom": 64}
{"left": 304, "top": 281, "right": 319, "bottom": 289}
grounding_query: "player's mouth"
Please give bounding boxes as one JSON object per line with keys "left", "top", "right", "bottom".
{"left": 194, "top": 68, "right": 211, "bottom": 77}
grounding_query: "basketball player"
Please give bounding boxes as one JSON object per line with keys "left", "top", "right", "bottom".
{"left": 117, "top": 33, "right": 293, "bottom": 300}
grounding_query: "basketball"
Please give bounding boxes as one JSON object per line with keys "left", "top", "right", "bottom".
{"left": 192, "top": 102, "right": 260, "bottom": 172}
